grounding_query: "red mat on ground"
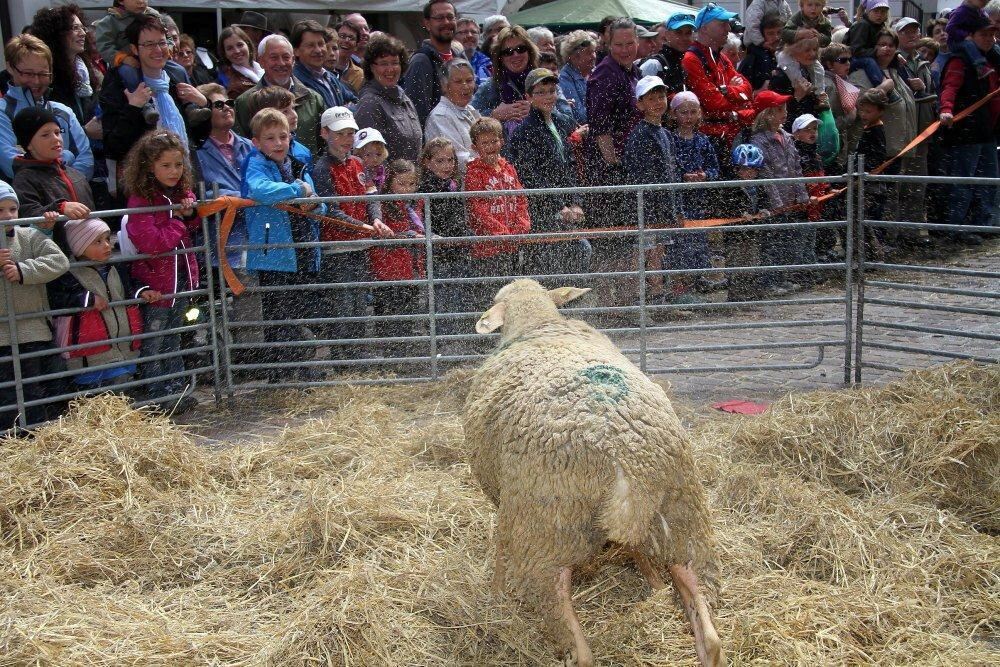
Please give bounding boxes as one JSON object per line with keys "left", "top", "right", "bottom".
{"left": 712, "top": 400, "right": 770, "bottom": 415}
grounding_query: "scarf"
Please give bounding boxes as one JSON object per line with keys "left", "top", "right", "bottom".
{"left": 143, "top": 70, "right": 187, "bottom": 148}
{"left": 232, "top": 62, "right": 264, "bottom": 84}
{"left": 74, "top": 57, "right": 93, "bottom": 98}
{"left": 499, "top": 68, "right": 529, "bottom": 104}
{"left": 832, "top": 73, "right": 860, "bottom": 114}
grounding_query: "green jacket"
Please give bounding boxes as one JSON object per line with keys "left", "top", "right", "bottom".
{"left": 782, "top": 11, "right": 833, "bottom": 48}
{"left": 0, "top": 227, "right": 70, "bottom": 346}
{"left": 234, "top": 76, "right": 325, "bottom": 156}
{"left": 93, "top": 6, "right": 162, "bottom": 65}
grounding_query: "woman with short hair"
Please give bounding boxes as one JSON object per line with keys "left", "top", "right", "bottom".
{"left": 176, "top": 34, "right": 216, "bottom": 86}
{"left": 355, "top": 34, "right": 422, "bottom": 162}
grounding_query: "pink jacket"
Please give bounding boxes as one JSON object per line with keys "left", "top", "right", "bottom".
{"left": 125, "top": 192, "right": 201, "bottom": 307}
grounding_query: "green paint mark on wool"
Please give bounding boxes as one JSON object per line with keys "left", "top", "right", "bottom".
{"left": 579, "top": 364, "right": 629, "bottom": 403}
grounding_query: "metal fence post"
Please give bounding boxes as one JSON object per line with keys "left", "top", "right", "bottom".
{"left": 636, "top": 190, "right": 647, "bottom": 374}
{"left": 1, "top": 225, "right": 27, "bottom": 429}
{"left": 854, "top": 155, "right": 866, "bottom": 385}
{"left": 423, "top": 194, "right": 438, "bottom": 381}
{"left": 198, "top": 183, "right": 223, "bottom": 404}
{"left": 209, "top": 184, "right": 236, "bottom": 398}
{"left": 843, "top": 154, "right": 855, "bottom": 386}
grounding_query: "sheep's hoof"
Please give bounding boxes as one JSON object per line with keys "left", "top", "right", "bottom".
{"left": 562, "top": 648, "right": 594, "bottom": 667}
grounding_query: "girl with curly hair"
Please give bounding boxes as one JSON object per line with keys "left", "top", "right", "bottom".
{"left": 121, "top": 130, "right": 201, "bottom": 405}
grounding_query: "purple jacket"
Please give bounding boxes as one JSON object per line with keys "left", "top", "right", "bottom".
{"left": 125, "top": 192, "right": 201, "bottom": 307}
{"left": 945, "top": 4, "right": 989, "bottom": 42}
{"left": 585, "top": 55, "right": 640, "bottom": 157}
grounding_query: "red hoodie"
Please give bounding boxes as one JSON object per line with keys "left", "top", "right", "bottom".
{"left": 463, "top": 156, "right": 531, "bottom": 259}
{"left": 682, "top": 41, "right": 755, "bottom": 144}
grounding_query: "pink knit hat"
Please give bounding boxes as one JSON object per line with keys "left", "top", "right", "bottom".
{"left": 65, "top": 218, "right": 110, "bottom": 257}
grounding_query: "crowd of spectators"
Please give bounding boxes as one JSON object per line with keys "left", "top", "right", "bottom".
{"left": 0, "top": 0, "right": 998, "bottom": 422}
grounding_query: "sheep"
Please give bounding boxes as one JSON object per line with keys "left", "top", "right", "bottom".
{"left": 463, "top": 279, "right": 724, "bottom": 667}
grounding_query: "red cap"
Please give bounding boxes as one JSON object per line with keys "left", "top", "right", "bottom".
{"left": 754, "top": 90, "right": 792, "bottom": 111}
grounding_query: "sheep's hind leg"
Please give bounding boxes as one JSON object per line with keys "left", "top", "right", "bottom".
{"left": 668, "top": 563, "right": 725, "bottom": 667}
{"left": 631, "top": 549, "right": 667, "bottom": 590}
{"left": 555, "top": 566, "right": 593, "bottom": 667}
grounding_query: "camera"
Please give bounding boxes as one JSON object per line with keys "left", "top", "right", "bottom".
{"left": 729, "top": 18, "right": 745, "bottom": 34}
{"left": 823, "top": 7, "right": 842, "bottom": 14}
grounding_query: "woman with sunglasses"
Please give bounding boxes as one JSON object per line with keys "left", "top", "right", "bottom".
{"left": 470, "top": 25, "right": 538, "bottom": 129}
{"left": 193, "top": 83, "right": 250, "bottom": 197}
{"left": 820, "top": 42, "right": 857, "bottom": 173}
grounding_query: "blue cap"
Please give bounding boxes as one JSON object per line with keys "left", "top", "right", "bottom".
{"left": 665, "top": 13, "right": 696, "bottom": 31}
{"left": 694, "top": 4, "right": 738, "bottom": 30}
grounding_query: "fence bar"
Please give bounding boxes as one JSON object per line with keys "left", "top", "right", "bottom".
{"left": 862, "top": 297, "right": 997, "bottom": 317}
{"left": 637, "top": 191, "right": 647, "bottom": 374}
{"left": 424, "top": 194, "right": 438, "bottom": 381}
{"left": 865, "top": 280, "right": 1000, "bottom": 299}
{"left": 864, "top": 263, "right": 1000, "bottom": 279}
{"left": 862, "top": 319, "right": 1000, "bottom": 341}
{"left": 854, "top": 155, "right": 866, "bottom": 385}
{"left": 862, "top": 341, "right": 997, "bottom": 364}
{"left": 1, "top": 230, "right": 27, "bottom": 429}
{"left": 843, "top": 154, "right": 855, "bottom": 386}
{"left": 199, "top": 201, "right": 223, "bottom": 405}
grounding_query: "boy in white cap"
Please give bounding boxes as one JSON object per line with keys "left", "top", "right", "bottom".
{"left": 353, "top": 127, "right": 390, "bottom": 193}
{"left": 312, "top": 107, "right": 391, "bottom": 361}
{"left": 0, "top": 182, "right": 70, "bottom": 426}
{"left": 791, "top": 114, "right": 831, "bottom": 257}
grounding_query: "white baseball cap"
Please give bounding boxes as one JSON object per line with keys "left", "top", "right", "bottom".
{"left": 353, "top": 127, "right": 386, "bottom": 150}
{"left": 892, "top": 17, "right": 920, "bottom": 32}
{"left": 320, "top": 106, "right": 358, "bottom": 132}
{"left": 635, "top": 75, "right": 667, "bottom": 100}
{"left": 791, "top": 113, "right": 820, "bottom": 133}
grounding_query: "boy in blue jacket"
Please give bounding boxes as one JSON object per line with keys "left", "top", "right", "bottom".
{"left": 240, "top": 107, "right": 324, "bottom": 381}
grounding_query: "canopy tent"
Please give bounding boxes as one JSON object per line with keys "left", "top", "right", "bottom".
{"left": 509, "top": 0, "right": 695, "bottom": 30}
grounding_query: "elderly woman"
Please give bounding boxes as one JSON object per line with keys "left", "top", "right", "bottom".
{"left": 28, "top": 3, "right": 101, "bottom": 125}
{"left": 216, "top": 26, "right": 263, "bottom": 99}
{"left": 355, "top": 34, "right": 422, "bottom": 162}
{"left": 558, "top": 30, "right": 597, "bottom": 124}
{"left": 424, "top": 59, "right": 482, "bottom": 171}
{"left": 768, "top": 37, "right": 825, "bottom": 130}
{"left": 176, "top": 34, "right": 216, "bottom": 86}
{"left": 526, "top": 26, "right": 556, "bottom": 55}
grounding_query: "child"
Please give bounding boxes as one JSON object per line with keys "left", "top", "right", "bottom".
{"left": 0, "top": 183, "right": 70, "bottom": 428}
{"left": 791, "top": 113, "right": 836, "bottom": 264}
{"left": 853, "top": 88, "right": 890, "bottom": 258}
{"left": 418, "top": 137, "right": 473, "bottom": 341}
{"left": 371, "top": 160, "right": 425, "bottom": 358}
{"left": 241, "top": 108, "right": 324, "bottom": 379}
{"left": 246, "top": 87, "right": 313, "bottom": 169}
{"left": 667, "top": 91, "right": 719, "bottom": 302}
{"left": 723, "top": 144, "right": 769, "bottom": 302}
{"left": 846, "top": 0, "right": 900, "bottom": 94}
{"left": 10, "top": 107, "right": 95, "bottom": 255}
{"left": 464, "top": 117, "right": 531, "bottom": 310}
{"left": 353, "top": 127, "right": 389, "bottom": 193}
{"left": 93, "top": 1, "right": 164, "bottom": 125}
{"left": 47, "top": 219, "right": 163, "bottom": 397}
{"left": 506, "top": 68, "right": 589, "bottom": 283}
{"left": 121, "top": 130, "right": 201, "bottom": 405}
{"left": 311, "top": 107, "right": 389, "bottom": 362}
{"left": 945, "top": 0, "right": 1000, "bottom": 79}
{"left": 743, "top": 0, "right": 793, "bottom": 49}
{"left": 750, "top": 90, "right": 812, "bottom": 295}
{"left": 623, "top": 75, "right": 681, "bottom": 304}
{"left": 777, "top": 0, "right": 835, "bottom": 105}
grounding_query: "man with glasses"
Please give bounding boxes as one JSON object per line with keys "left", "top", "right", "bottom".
{"left": 333, "top": 22, "right": 365, "bottom": 92}
{"left": 342, "top": 13, "right": 370, "bottom": 64}
{"left": 402, "top": 0, "right": 465, "bottom": 126}
{"left": 99, "top": 14, "right": 208, "bottom": 161}
{"left": 0, "top": 34, "right": 93, "bottom": 180}
{"left": 456, "top": 17, "right": 492, "bottom": 85}
{"left": 640, "top": 12, "right": 697, "bottom": 96}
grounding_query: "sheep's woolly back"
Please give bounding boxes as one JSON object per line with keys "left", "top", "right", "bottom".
{"left": 465, "top": 285, "right": 719, "bottom": 593}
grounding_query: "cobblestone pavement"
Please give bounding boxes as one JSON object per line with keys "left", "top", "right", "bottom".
{"left": 182, "top": 236, "right": 998, "bottom": 442}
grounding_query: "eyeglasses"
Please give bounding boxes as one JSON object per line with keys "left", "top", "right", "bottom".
{"left": 177, "top": 49, "right": 194, "bottom": 57}
{"left": 833, "top": 56, "right": 851, "bottom": 64}
{"left": 429, "top": 13, "right": 457, "bottom": 22}
{"left": 501, "top": 44, "right": 529, "bottom": 57}
{"left": 69, "top": 23, "right": 87, "bottom": 34}
{"left": 338, "top": 32, "right": 357, "bottom": 43}
{"left": 11, "top": 64, "right": 51, "bottom": 80}
{"left": 456, "top": 29, "right": 480, "bottom": 37}
{"left": 210, "top": 99, "right": 236, "bottom": 110}
{"left": 138, "top": 40, "right": 170, "bottom": 50}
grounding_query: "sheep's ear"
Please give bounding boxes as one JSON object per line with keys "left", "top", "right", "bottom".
{"left": 476, "top": 303, "right": 506, "bottom": 333}
{"left": 548, "top": 287, "right": 591, "bottom": 307}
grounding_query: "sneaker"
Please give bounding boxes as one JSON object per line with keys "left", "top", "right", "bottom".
{"left": 960, "top": 233, "right": 984, "bottom": 246}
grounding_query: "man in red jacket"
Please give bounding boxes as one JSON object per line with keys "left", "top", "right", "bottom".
{"left": 682, "top": 4, "right": 755, "bottom": 177}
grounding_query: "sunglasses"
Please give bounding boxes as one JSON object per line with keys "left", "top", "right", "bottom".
{"left": 833, "top": 56, "right": 851, "bottom": 64}
{"left": 501, "top": 44, "right": 529, "bottom": 57}
{"left": 211, "top": 99, "right": 236, "bottom": 110}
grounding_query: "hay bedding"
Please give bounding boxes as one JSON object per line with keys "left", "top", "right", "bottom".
{"left": 1, "top": 363, "right": 997, "bottom": 665}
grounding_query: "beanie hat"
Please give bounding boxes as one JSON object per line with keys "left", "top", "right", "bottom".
{"left": 12, "top": 106, "right": 58, "bottom": 152}
{"left": 65, "top": 218, "right": 110, "bottom": 257}
{"left": 0, "top": 181, "right": 18, "bottom": 205}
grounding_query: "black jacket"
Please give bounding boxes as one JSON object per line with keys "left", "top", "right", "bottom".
{"left": 98, "top": 65, "right": 206, "bottom": 160}
{"left": 769, "top": 64, "right": 819, "bottom": 132}
{"left": 643, "top": 45, "right": 687, "bottom": 94}
{"left": 12, "top": 157, "right": 97, "bottom": 256}
{"left": 738, "top": 44, "right": 778, "bottom": 92}
{"left": 505, "top": 107, "right": 580, "bottom": 232}
{"left": 402, "top": 40, "right": 465, "bottom": 127}
{"left": 418, "top": 171, "right": 470, "bottom": 267}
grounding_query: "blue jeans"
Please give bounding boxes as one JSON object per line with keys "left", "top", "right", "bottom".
{"left": 850, "top": 56, "right": 885, "bottom": 85}
{"left": 139, "top": 300, "right": 187, "bottom": 398}
{"left": 945, "top": 143, "right": 1000, "bottom": 229}
{"left": 947, "top": 39, "right": 1000, "bottom": 69}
